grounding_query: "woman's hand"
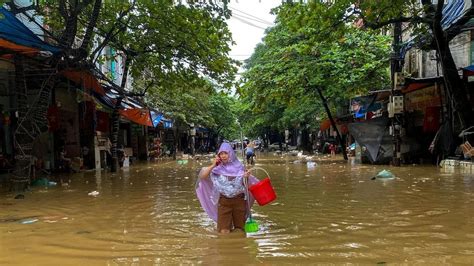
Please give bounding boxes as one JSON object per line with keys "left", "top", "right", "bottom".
{"left": 199, "top": 156, "right": 220, "bottom": 179}
{"left": 212, "top": 156, "right": 221, "bottom": 168}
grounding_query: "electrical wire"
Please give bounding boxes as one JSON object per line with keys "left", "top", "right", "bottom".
{"left": 229, "top": 6, "right": 274, "bottom": 25}
{"left": 230, "top": 9, "right": 273, "bottom": 26}
{"left": 232, "top": 15, "right": 268, "bottom": 30}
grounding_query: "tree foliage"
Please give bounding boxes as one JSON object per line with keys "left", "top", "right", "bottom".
{"left": 208, "top": 92, "right": 239, "bottom": 140}
{"left": 140, "top": 74, "right": 239, "bottom": 140}
{"left": 239, "top": 2, "right": 391, "bottom": 137}
{"left": 8, "top": 0, "right": 238, "bottom": 126}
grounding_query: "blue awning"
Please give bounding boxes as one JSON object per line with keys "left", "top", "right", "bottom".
{"left": 462, "top": 65, "right": 474, "bottom": 72}
{"left": 150, "top": 111, "right": 163, "bottom": 127}
{"left": 92, "top": 87, "right": 173, "bottom": 127}
{"left": 162, "top": 118, "right": 173, "bottom": 129}
{"left": 0, "top": 7, "right": 61, "bottom": 54}
{"left": 441, "top": 0, "right": 466, "bottom": 29}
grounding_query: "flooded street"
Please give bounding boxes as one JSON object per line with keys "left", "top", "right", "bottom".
{"left": 1, "top": 153, "right": 474, "bottom": 264}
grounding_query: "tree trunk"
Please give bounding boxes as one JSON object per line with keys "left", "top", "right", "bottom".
{"left": 110, "top": 97, "right": 123, "bottom": 172}
{"left": 60, "top": 10, "right": 79, "bottom": 48}
{"left": 110, "top": 55, "right": 130, "bottom": 172}
{"left": 301, "top": 127, "right": 311, "bottom": 152}
{"left": 433, "top": 30, "right": 472, "bottom": 130}
{"left": 314, "top": 86, "right": 348, "bottom": 160}
{"left": 79, "top": 0, "right": 102, "bottom": 53}
{"left": 428, "top": 0, "right": 473, "bottom": 130}
{"left": 172, "top": 125, "right": 177, "bottom": 160}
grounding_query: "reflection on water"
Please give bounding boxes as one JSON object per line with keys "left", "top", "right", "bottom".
{"left": 1, "top": 154, "right": 474, "bottom": 264}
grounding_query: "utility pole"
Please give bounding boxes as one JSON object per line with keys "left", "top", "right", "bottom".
{"left": 390, "top": 22, "right": 403, "bottom": 166}
{"left": 190, "top": 124, "right": 196, "bottom": 156}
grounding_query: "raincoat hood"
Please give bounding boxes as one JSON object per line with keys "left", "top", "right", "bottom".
{"left": 211, "top": 142, "right": 245, "bottom": 177}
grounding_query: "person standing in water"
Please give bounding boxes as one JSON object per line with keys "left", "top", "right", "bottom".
{"left": 329, "top": 143, "right": 336, "bottom": 157}
{"left": 197, "top": 142, "right": 258, "bottom": 234}
{"left": 245, "top": 141, "right": 256, "bottom": 165}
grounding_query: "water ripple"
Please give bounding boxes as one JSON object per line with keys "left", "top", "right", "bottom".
{"left": 0, "top": 156, "right": 473, "bottom": 264}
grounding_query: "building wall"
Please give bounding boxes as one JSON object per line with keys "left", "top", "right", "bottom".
{"left": 95, "top": 46, "right": 133, "bottom": 90}
{"left": 450, "top": 31, "right": 470, "bottom": 70}
{"left": 0, "top": 60, "right": 14, "bottom": 156}
{"left": 405, "top": 31, "right": 471, "bottom": 78}
{"left": 0, "top": 59, "right": 14, "bottom": 112}
{"left": 56, "top": 87, "right": 81, "bottom": 157}
{"left": 421, "top": 50, "right": 438, "bottom": 77}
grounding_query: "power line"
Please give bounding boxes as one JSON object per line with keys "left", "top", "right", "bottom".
{"left": 232, "top": 16, "right": 268, "bottom": 30}
{"left": 229, "top": 6, "right": 274, "bottom": 25}
{"left": 230, "top": 8, "right": 274, "bottom": 26}
{"left": 232, "top": 13, "right": 273, "bottom": 28}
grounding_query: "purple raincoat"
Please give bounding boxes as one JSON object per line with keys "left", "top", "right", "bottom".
{"left": 196, "top": 142, "right": 259, "bottom": 222}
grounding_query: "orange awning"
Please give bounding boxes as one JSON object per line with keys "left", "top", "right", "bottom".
{"left": 119, "top": 108, "right": 152, "bottom": 127}
{"left": 320, "top": 119, "right": 331, "bottom": 131}
{"left": 0, "top": 39, "right": 40, "bottom": 55}
{"left": 320, "top": 118, "right": 349, "bottom": 132}
{"left": 61, "top": 69, "right": 105, "bottom": 95}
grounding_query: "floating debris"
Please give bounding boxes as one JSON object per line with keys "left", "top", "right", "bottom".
{"left": 19, "top": 218, "right": 38, "bottom": 224}
{"left": 14, "top": 194, "right": 25, "bottom": 199}
{"left": 31, "top": 178, "right": 57, "bottom": 187}
{"left": 88, "top": 191, "right": 99, "bottom": 196}
{"left": 371, "top": 169, "right": 395, "bottom": 180}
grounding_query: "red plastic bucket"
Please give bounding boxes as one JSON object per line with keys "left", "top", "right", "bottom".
{"left": 249, "top": 177, "right": 276, "bottom": 206}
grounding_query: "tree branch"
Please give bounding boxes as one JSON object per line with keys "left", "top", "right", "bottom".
{"left": 59, "top": 6, "right": 79, "bottom": 48}
{"left": 133, "top": 81, "right": 154, "bottom": 97}
{"left": 5, "top": 2, "right": 36, "bottom": 14}
{"left": 59, "top": 1, "right": 67, "bottom": 20}
{"left": 90, "top": 2, "right": 135, "bottom": 61}
{"left": 79, "top": 0, "right": 102, "bottom": 52}
{"left": 364, "top": 16, "right": 429, "bottom": 29}
{"left": 9, "top": 5, "right": 62, "bottom": 44}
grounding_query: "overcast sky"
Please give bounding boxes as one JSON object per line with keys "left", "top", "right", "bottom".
{"left": 226, "top": 1, "right": 281, "bottom": 66}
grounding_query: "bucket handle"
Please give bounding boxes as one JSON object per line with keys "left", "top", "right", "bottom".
{"left": 248, "top": 166, "right": 271, "bottom": 179}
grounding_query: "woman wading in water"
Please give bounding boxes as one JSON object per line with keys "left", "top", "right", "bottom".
{"left": 196, "top": 142, "right": 258, "bottom": 234}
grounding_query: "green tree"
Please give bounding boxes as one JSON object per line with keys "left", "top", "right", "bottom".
{"left": 8, "top": 1, "right": 237, "bottom": 82}
{"left": 8, "top": 0, "right": 238, "bottom": 169}
{"left": 208, "top": 92, "right": 239, "bottom": 140}
{"left": 239, "top": 2, "right": 391, "bottom": 153}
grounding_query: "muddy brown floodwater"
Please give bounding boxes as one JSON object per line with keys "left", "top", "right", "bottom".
{"left": 1, "top": 153, "right": 473, "bottom": 264}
